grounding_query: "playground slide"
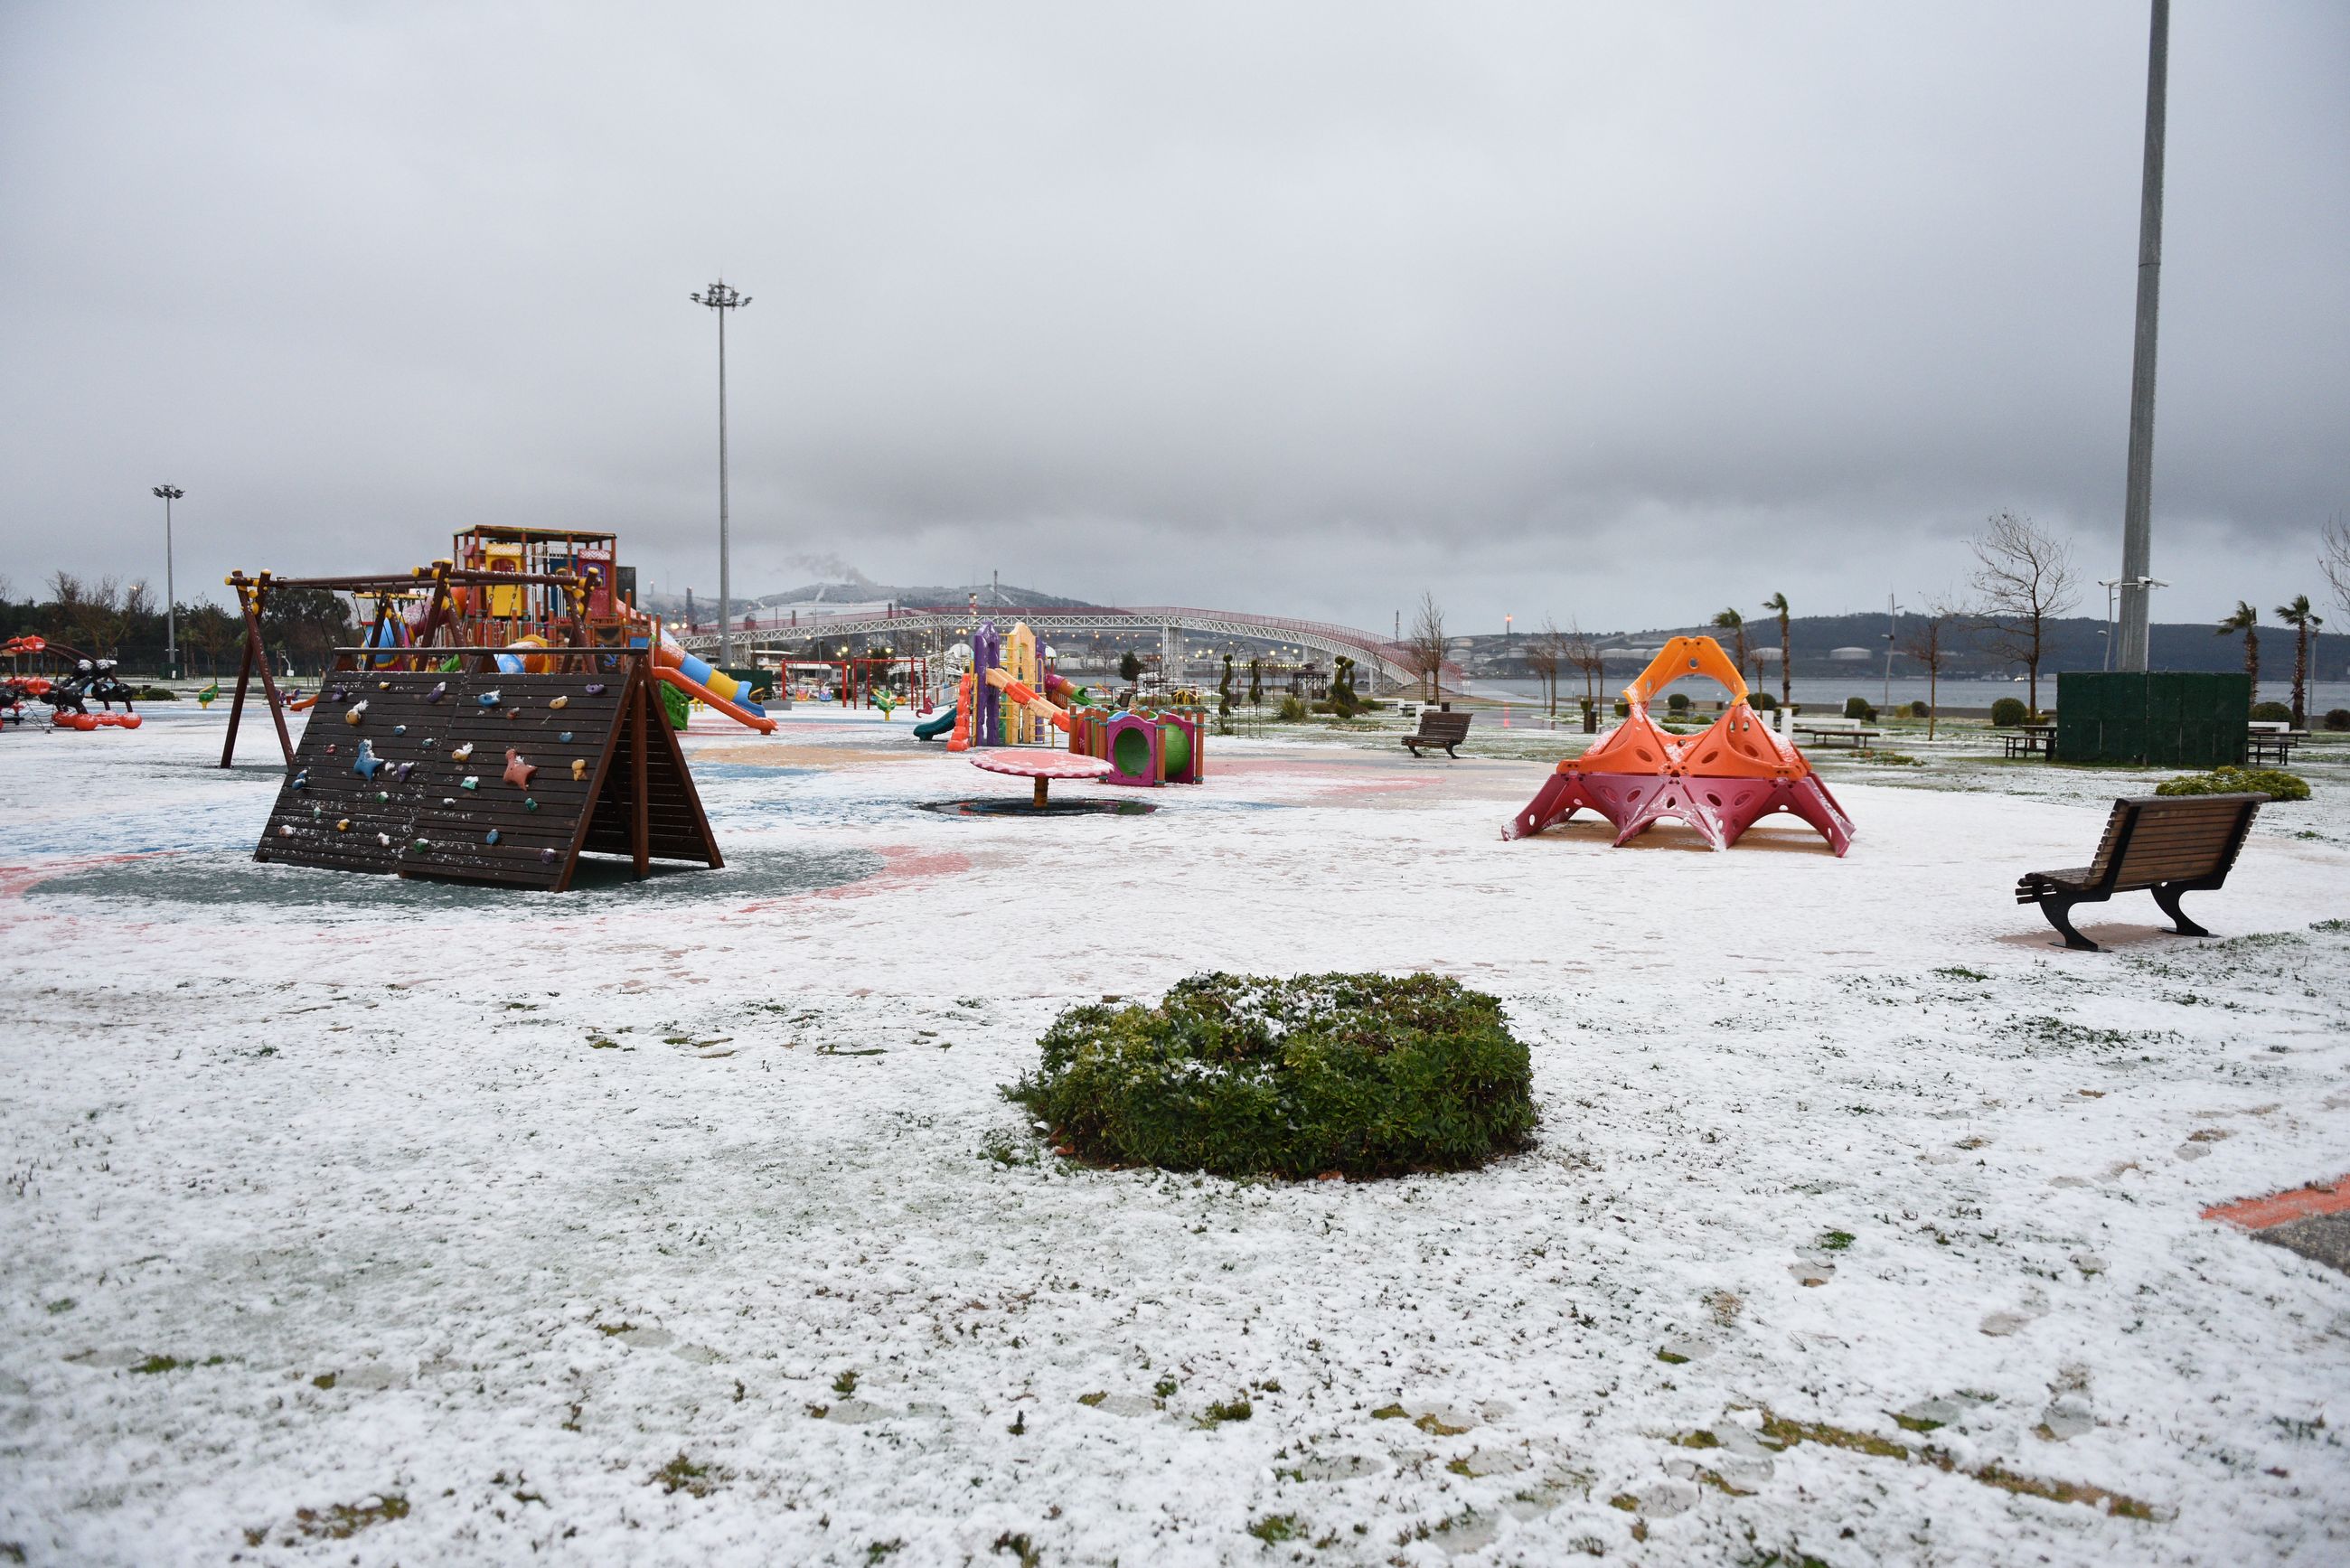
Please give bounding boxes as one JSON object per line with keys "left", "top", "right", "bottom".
{"left": 651, "top": 632, "right": 776, "bottom": 735}
{"left": 913, "top": 707, "right": 956, "bottom": 741}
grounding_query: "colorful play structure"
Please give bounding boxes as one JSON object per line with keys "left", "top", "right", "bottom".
{"left": 221, "top": 528, "right": 775, "bottom": 766}
{"left": 2, "top": 636, "right": 145, "bottom": 730}
{"left": 926, "top": 618, "right": 1206, "bottom": 791}
{"left": 1505, "top": 634, "right": 1852, "bottom": 854}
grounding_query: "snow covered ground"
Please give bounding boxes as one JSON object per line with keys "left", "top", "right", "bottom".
{"left": 3, "top": 703, "right": 2345, "bottom": 1566}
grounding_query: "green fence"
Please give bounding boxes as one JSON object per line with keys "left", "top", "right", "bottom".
{"left": 2055, "top": 671, "right": 2249, "bottom": 766}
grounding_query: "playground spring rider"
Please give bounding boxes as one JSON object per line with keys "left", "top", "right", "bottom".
{"left": 1505, "top": 634, "right": 1851, "bottom": 854}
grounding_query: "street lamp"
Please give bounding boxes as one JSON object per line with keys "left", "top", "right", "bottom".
{"left": 1881, "top": 594, "right": 1904, "bottom": 712}
{"left": 152, "top": 484, "right": 183, "bottom": 680}
{"left": 691, "top": 278, "right": 751, "bottom": 667}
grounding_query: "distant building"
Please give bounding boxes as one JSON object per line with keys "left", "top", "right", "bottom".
{"left": 1828, "top": 646, "right": 1872, "bottom": 662}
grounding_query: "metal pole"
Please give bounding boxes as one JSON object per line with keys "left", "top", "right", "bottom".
{"left": 154, "top": 484, "right": 183, "bottom": 680}
{"left": 691, "top": 280, "right": 750, "bottom": 669}
{"left": 2116, "top": 0, "right": 2168, "bottom": 672}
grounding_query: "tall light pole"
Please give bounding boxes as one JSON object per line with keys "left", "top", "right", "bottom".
{"left": 152, "top": 484, "right": 183, "bottom": 679}
{"left": 2115, "top": 0, "right": 2169, "bottom": 672}
{"left": 691, "top": 278, "right": 750, "bottom": 667}
{"left": 1882, "top": 594, "right": 1904, "bottom": 711}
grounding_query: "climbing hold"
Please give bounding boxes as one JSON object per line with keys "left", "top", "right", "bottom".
{"left": 485, "top": 829, "right": 501, "bottom": 846}
{"left": 335, "top": 818, "right": 352, "bottom": 832}
{"left": 411, "top": 838, "right": 430, "bottom": 854}
{"left": 558, "top": 731, "right": 573, "bottom": 743}
{"left": 324, "top": 745, "right": 337, "bottom": 755}
{"left": 570, "top": 757, "right": 588, "bottom": 781}
{"left": 394, "top": 724, "right": 407, "bottom": 736}
{"left": 476, "top": 689, "right": 502, "bottom": 708}
{"left": 523, "top": 797, "right": 539, "bottom": 812}
{"left": 539, "top": 848, "right": 558, "bottom": 864}
{"left": 451, "top": 743, "right": 474, "bottom": 763}
{"left": 426, "top": 681, "right": 448, "bottom": 703}
{"left": 440, "top": 796, "right": 456, "bottom": 807}
{"left": 584, "top": 682, "right": 606, "bottom": 696}
{"left": 376, "top": 831, "right": 392, "bottom": 847}
{"left": 550, "top": 695, "right": 569, "bottom": 711}
{"left": 377, "top": 681, "right": 390, "bottom": 690}
{"left": 290, "top": 770, "right": 310, "bottom": 790}
{"left": 277, "top": 824, "right": 295, "bottom": 838}
{"left": 503, "top": 749, "right": 537, "bottom": 788}
{"left": 352, "top": 740, "right": 385, "bottom": 779}
{"left": 461, "top": 775, "right": 480, "bottom": 791}
{"left": 394, "top": 761, "right": 416, "bottom": 784}
{"left": 343, "top": 700, "right": 368, "bottom": 726}
{"left": 375, "top": 791, "right": 390, "bottom": 803}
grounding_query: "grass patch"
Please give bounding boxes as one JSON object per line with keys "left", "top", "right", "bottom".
{"left": 130, "top": 1355, "right": 185, "bottom": 1375}
{"left": 652, "top": 1452, "right": 719, "bottom": 1497}
{"left": 1006, "top": 972, "right": 1536, "bottom": 1179}
{"left": 1199, "top": 1396, "right": 1253, "bottom": 1427}
{"left": 1246, "top": 1514, "right": 1302, "bottom": 1545}
{"left": 1817, "top": 1230, "right": 1856, "bottom": 1252}
{"left": 1758, "top": 1410, "right": 2156, "bottom": 1517}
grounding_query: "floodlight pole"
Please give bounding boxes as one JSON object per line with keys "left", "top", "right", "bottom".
{"left": 2116, "top": 0, "right": 2168, "bottom": 672}
{"left": 691, "top": 279, "right": 751, "bottom": 667}
{"left": 153, "top": 484, "right": 184, "bottom": 679}
{"left": 1882, "top": 594, "right": 1903, "bottom": 711}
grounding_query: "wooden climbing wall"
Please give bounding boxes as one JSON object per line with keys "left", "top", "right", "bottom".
{"left": 253, "top": 662, "right": 720, "bottom": 890}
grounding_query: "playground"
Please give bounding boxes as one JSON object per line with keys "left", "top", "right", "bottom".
{"left": 2, "top": 683, "right": 2345, "bottom": 1567}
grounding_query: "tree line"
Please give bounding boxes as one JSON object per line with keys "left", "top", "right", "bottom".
{"left": 0, "top": 573, "right": 354, "bottom": 677}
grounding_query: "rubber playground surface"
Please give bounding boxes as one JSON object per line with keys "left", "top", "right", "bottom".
{"left": 2, "top": 702, "right": 2346, "bottom": 1566}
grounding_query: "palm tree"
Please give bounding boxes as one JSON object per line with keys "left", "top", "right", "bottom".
{"left": 2274, "top": 595, "right": 2320, "bottom": 728}
{"left": 2214, "top": 601, "right": 2260, "bottom": 699}
{"left": 1762, "top": 592, "right": 1792, "bottom": 708}
{"left": 1710, "top": 608, "right": 1749, "bottom": 686}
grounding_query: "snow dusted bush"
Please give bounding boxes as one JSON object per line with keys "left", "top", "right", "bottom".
{"left": 1008, "top": 972, "right": 1536, "bottom": 1179}
{"left": 2153, "top": 765, "right": 2310, "bottom": 803}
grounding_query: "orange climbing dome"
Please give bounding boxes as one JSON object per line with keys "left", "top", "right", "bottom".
{"left": 1506, "top": 635, "right": 1852, "bottom": 854}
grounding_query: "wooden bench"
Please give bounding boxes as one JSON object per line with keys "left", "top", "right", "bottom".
{"left": 1998, "top": 728, "right": 2053, "bottom": 759}
{"left": 2014, "top": 793, "right": 2262, "bottom": 951}
{"left": 2246, "top": 730, "right": 2306, "bottom": 765}
{"left": 1402, "top": 709, "right": 1473, "bottom": 758}
{"left": 1793, "top": 724, "right": 1879, "bottom": 750}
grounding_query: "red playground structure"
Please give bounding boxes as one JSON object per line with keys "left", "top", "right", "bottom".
{"left": 1505, "top": 634, "right": 1853, "bottom": 855}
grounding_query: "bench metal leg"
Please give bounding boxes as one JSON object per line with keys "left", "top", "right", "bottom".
{"left": 2037, "top": 896, "right": 2100, "bottom": 952}
{"left": 2151, "top": 883, "right": 2212, "bottom": 938}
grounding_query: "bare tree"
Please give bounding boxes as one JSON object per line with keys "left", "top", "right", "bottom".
{"left": 2324, "top": 516, "right": 2350, "bottom": 621}
{"left": 1901, "top": 595, "right": 1962, "bottom": 740}
{"left": 1525, "top": 618, "right": 1563, "bottom": 718}
{"left": 1409, "top": 591, "right": 1446, "bottom": 700}
{"left": 1564, "top": 620, "right": 1607, "bottom": 720}
{"left": 1969, "top": 511, "right": 2078, "bottom": 717}
{"left": 1761, "top": 590, "right": 1792, "bottom": 709}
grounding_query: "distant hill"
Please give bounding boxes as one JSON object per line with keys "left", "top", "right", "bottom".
{"left": 636, "top": 577, "right": 1100, "bottom": 620}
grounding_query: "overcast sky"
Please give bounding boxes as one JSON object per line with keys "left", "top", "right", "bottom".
{"left": 3, "top": 1, "right": 2344, "bottom": 635}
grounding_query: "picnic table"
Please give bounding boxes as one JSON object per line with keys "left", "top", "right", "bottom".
{"left": 1998, "top": 723, "right": 2055, "bottom": 760}
{"left": 2246, "top": 729, "right": 2307, "bottom": 765}
{"left": 969, "top": 748, "right": 1113, "bottom": 808}
{"left": 1791, "top": 724, "right": 1880, "bottom": 751}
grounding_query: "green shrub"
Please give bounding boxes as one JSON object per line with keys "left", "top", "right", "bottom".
{"left": 2154, "top": 765, "right": 2310, "bottom": 803}
{"left": 1667, "top": 692, "right": 1690, "bottom": 713}
{"left": 1613, "top": 699, "right": 1630, "bottom": 718}
{"left": 1907, "top": 699, "right": 1928, "bottom": 718}
{"left": 2250, "top": 701, "right": 2292, "bottom": 724}
{"left": 133, "top": 684, "right": 181, "bottom": 701}
{"left": 1275, "top": 695, "right": 1309, "bottom": 723}
{"left": 1990, "top": 697, "right": 2027, "bottom": 728}
{"left": 1007, "top": 972, "right": 1537, "bottom": 1180}
{"left": 1749, "top": 690, "right": 1778, "bottom": 711}
{"left": 2324, "top": 709, "right": 2349, "bottom": 732}
{"left": 1843, "top": 696, "right": 1871, "bottom": 720}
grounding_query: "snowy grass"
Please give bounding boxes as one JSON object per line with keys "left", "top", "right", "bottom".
{"left": 2, "top": 704, "right": 2345, "bottom": 1565}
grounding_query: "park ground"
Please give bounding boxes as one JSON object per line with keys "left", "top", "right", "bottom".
{"left": 2, "top": 699, "right": 2346, "bottom": 1566}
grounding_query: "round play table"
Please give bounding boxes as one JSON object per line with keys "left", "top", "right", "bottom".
{"left": 968, "top": 748, "right": 1113, "bottom": 808}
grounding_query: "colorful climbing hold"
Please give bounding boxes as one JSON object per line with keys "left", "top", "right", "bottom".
{"left": 394, "top": 724, "right": 407, "bottom": 736}
{"left": 352, "top": 740, "right": 385, "bottom": 779}
{"left": 376, "top": 831, "right": 392, "bottom": 847}
{"left": 411, "top": 838, "right": 430, "bottom": 854}
{"left": 426, "top": 681, "right": 448, "bottom": 703}
{"left": 451, "top": 742, "right": 474, "bottom": 763}
{"left": 485, "top": 829, "right": 501, "bottom": 846}
{"left": 584, "top": 682, "right": 606, "bottom": 696}
{"left": 277, "top": 824, "right": 295, "bottom": 838}
{"left": 557, "top": 731, "right": 573, "bottom": 743}
{"left": 477, "top": 689, "right": 502, "bottom": 708}
{"left": 503, "top": 749, "right": 537, "bottom": 789}
{"left": 394, "top": 761, "right": 416, "bottom": 784}
{"left": 344, "top": 700, "right": 368, "bottom": 726}
{"left": 375, "top": 791, "right": 390, "bottom": 803}
{"left": 550, "top": 695, "right": 569, "bottom": 711}
{"left": 539, "top": 848, "right": 558, "bottom": 864}
{"left": 290, "top": 770, "right": 310, "bottom": 790}
{"left": 461, "top": 775, "right": 480, "bottom": 791}
{"left": 334, "top": 818, "right": 352, "bottom": 832}
{"left": 570, "top": 757, "right": 588, "bottom": 781}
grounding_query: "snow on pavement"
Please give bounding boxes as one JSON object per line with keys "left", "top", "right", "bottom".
{"left": 2, "top": 705, "right": 2346, "bottom": 1566}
